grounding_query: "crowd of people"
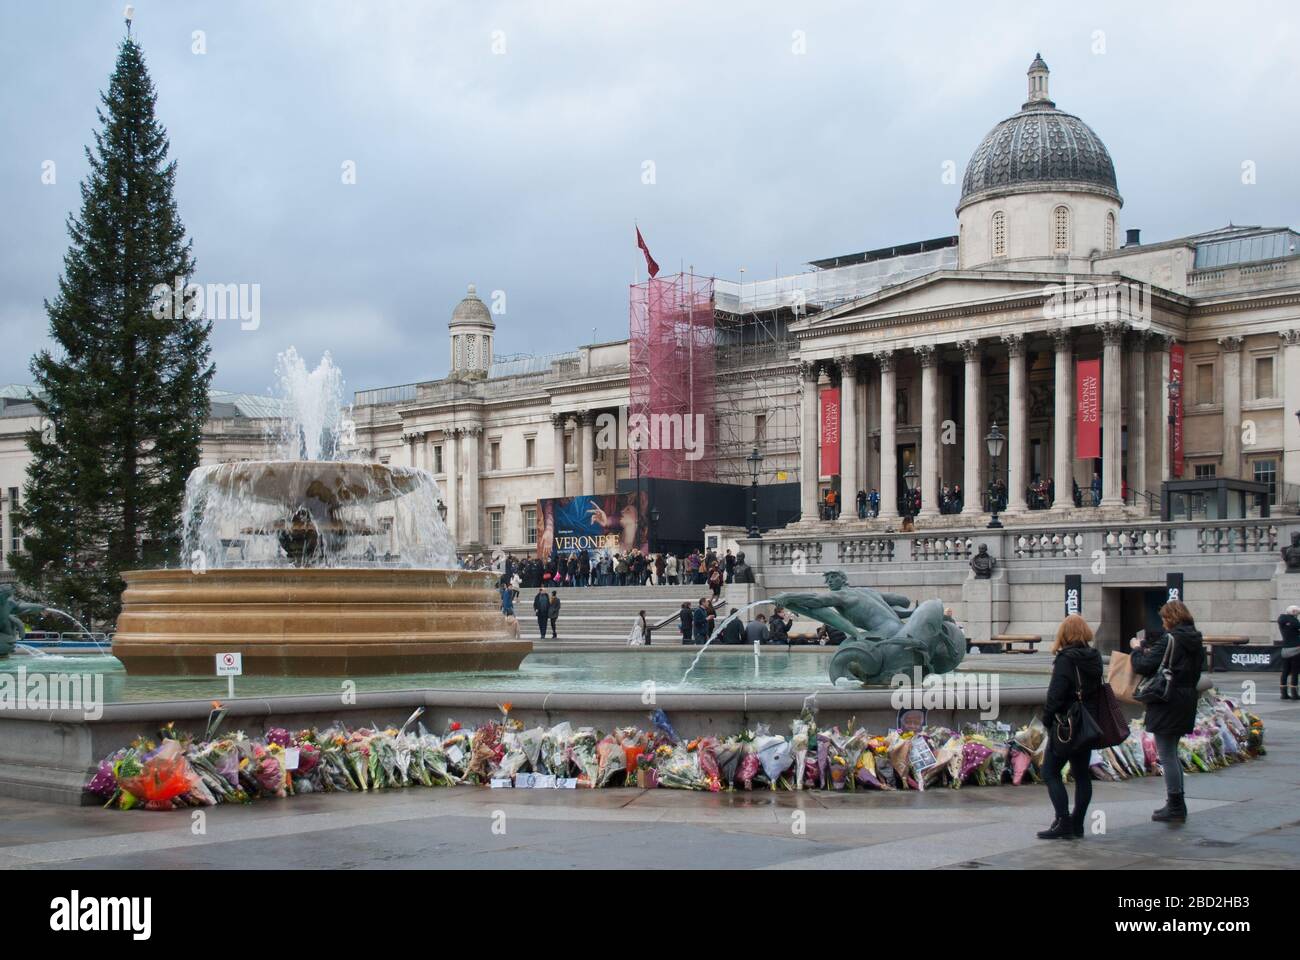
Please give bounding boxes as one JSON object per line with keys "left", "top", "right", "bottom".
{"left": 819, "top": 473, "right": 1133, "bottom": 520}
{"left": 481, "top": 546, "right": 749, "bottom": 595}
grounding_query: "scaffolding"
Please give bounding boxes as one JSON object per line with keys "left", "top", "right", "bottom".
{"left": 711, "top": 301, "right": 802, "bottom": 487}
{"left": 628, "top": 273, "right": 716, "bottom": 482}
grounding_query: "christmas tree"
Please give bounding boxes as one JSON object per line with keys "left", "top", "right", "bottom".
{"left": 14, "top": 31, "right": 213, "bottom": 627}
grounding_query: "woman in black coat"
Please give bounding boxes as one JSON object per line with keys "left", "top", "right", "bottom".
{"left": 1038, "top": 614, "right": 1104, "bottom": 840}
{"left": 1277, "top": 605, "right": 1300, "bottom": 700}
{"left": 1130, "top": 600, "right": 1204, "bottom": 823}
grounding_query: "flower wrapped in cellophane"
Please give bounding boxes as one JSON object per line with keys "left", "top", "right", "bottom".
{"left": 116, "top": 739, "right": 201, "bottom": 811}
{"left": 657, "top": 744, "right": 709, "bottom": 790}
{"left": 570, "top": 728, "right": 600, "bottom": 786}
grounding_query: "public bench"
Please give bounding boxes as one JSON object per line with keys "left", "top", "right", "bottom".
{"left": 973, "top": 634, "right": 1041, "bottom": 654}
{"left": 1201, "top": 635, "right": 1249, "bottom": 671}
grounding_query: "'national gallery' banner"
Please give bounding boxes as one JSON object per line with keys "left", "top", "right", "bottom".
{"left": 819, "top": 386, "right": 841, "bottom": 477}
{"left": 1075, "top": 358, "right": 1101, "bottom": 459}
{"left": 1170, "top": 342, "right": 1185, "bottom": 478}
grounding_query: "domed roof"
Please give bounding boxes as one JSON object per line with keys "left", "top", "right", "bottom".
{"left": 959, "top": 56, "right": 1120, "bottom": 210}
{"left": 450, "top": 283, "right": 494, "bottom": 329}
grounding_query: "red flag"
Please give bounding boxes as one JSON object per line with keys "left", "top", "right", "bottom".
{"left": 636, "top": 226, "right": 660, "bottom": 279}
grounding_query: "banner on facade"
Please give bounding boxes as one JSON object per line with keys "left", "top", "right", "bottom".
{"left": 1166, "top": 572, "right": 1184, "bottom": 605}
{"left": 1170, "top": 342, "right": 1185, "bottom": 478}
{"left": 1075, "top": 358, "right": 1101, "bottom": 459}
{"left": 1064, "top": 574, "right": 1082, "bottom": 617}
{"left": 536, "top": 492, "right": 649, "bottom": 560}
{"left": 1213, "top": 643, "right": 1282, "bottom": 671}
{"left": 819, "top": 386, "right": 841, "bottom": 477}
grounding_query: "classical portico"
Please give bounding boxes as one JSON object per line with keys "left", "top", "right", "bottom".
{"left": 792, "top": 285, "right": 1173, "bottom": 529}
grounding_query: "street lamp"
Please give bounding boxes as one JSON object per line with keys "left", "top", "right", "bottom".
{"left": 436, "top": 499, "right": 447, "bottom": 523}
{"left": 746, "top": 447, "right": 764, "bottom": 538}
{"left": 985, "top": 422, "right": 1005, "bottom": 529}
{"left": 902, "top": 463, "right": 918, "bottom": 519}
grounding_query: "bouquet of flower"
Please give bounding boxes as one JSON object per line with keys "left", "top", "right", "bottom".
{"left": 570, "top": 728, "right": 601, "bottom": 786}
{"left": 437, "top": 723, "right": 468, "bottom": 772}
{"left": 595, "top": 734, "right": 626, "bottom": 787}
{"left": 656, "top": 744, "right": 709, "bottom": 790}
{"left": 714, "top": 736, "right": 743, "bottom": 789}
{"left": 695, "top": 737, "right": 722, "bottom": 792}
{"left": 886, "top": 732, "right": 914, "bottom": 789}
{"left": 496, "top": 730, "right": 532, "bottom": 782}
{"left": 790, "top": 717, "right": 811, "bottom": 790}
{"left": 538, "top": 721, "right": 573, "bottom": 777}
{"left": 736, "top": 735, "right": 761, "bottom": 791}
{"left": 754, "top": 732, "right": 792, "bottom": 789}
{"left": 116, "top": 739, "right": 201, "bottom": 811}
{"left": 957, "top": 739, "right": 993, "bottom": 787}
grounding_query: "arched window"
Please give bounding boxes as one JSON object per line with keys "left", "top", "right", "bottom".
{"left": 991, "top": 211, "right": 1007, "bottom": 258}
{"left": 1053, "top": 205, "right": 1071, "bottom": 252}
{"left": 1105, "top": 212, "right": 1116, "bottom": 252}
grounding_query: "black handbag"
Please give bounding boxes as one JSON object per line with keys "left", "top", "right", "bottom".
{"left": 1134, "top": 636, "right": 1176, "bottom": 704}
{"left": 1051, "top": 664, "right": 1101, "bottom": 756}
{"left": 1095, "top": 683, "right": 1129, "bottom": 748}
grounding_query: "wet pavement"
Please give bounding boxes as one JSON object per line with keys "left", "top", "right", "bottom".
{"left": 1, "top": 691, "right": 1295, "bottom": 870}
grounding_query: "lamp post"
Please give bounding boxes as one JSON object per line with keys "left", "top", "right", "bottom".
{"left": 902, "top": 463, "right": 918, "bottom": 519}
{"left": 648, "top": 505, "right": 661, "bottom": 552}
{"left": 436, "top": 499, "right": 447, "bottom": 523}
{"left": 985, "top": 422, "right": 1005, "bottom": 529}
{"left": 746, "top": 447, "right": 764, "bottom": 538}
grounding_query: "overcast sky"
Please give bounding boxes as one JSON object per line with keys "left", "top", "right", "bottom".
{"left": 3, "top": 1, "right": 1299, "bottom": 397}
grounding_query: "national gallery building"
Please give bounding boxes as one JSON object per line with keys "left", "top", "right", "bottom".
{"left": 4, "top": 55, "right": 1300, "bottom": 648}
{"left": 336, "top": 55, "right": 1300, "bottom": 555}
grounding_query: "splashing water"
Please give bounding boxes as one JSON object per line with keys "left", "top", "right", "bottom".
{"left": 180, "top": 350, "right": 458, "bottom": 570}
{"left": 681, "top": 600, "right": 772, "bottom": 684}
{"left": 272, "top": 348, "right": 348, "bottom": 461}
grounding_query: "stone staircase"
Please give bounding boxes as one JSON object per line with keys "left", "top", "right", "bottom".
{"left": 522, "top": 584, "right": 735, "bottom": 644}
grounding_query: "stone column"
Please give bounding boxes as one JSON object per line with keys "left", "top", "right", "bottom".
{"left": 1100, "top": 322, "right": 1127, "bottom": 507}
{"left": 444, "top": 428, "right": 459, "bottom": 544}
{"left": 1050, "top": 330, "right": 1073, "bottom": 513}
{"left": 422, "top": 432, "right": 435, "bottom": 475}
{"left": 876, "top": 350, "right": 899, "bottom": 520}
{"left": 1129, "top": 332, "right": 1148, "bottom": 507}
{"left": 578, "top": 410, "right": 595, "bottom": 495}
{"left": 837, "top": 356, "right": 859, "bottom": 518}
{"left": 551, "top": 412, "right": 567, "bottom": 498}
{"left": 1003, "top": 334, "right": 1028, "bottom": 514}
{"left": 917, "top": 344, "right": 940, "bottom": 519}
{"left": 799, "top": 360, "right": 820, "bottom": 521}
{"left": 863, "top": 362, "right": 877, "bottom": 497}
{"left": 1219, "top": 336, "right": 1244, "bottom": 479}
{"left": 463, "top": 426, "right": 482, "bottom": 546}
{"left": 1284, "top": 331, "right": 1300, "bottom": 489}
{"left": 960, "top": 339, "right": 983, "bottom": 516}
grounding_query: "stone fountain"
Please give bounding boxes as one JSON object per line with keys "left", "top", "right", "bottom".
{"left": 111, "top": 350, "right": 529, "bottom": 676}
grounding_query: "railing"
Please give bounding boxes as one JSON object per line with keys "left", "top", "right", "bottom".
{"left": 753, "top": 516, "right": 1292, "bottom": 571}
{"left": 1195, "top": 523, "right": 1277, "bottom": 554}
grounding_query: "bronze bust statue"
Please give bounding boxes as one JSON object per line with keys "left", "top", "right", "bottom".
{"left": 1283, "top": 532, "right": 1300, "bottom": 573}
{"left": 970, "top": 543, "right": 995, "bottom": 579}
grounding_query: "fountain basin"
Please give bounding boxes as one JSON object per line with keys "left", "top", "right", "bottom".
{"left": 112, "top": 568, "right": 529, "bottom": 676}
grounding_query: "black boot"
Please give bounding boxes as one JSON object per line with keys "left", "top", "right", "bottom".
{"left": 1288, "top": 685, "right": 1299, "bottom": 702}
{"left": 1037, "top": 817, "right": 1075, "bottom": 840}
{"left": 1152, "top": 793, "right": 1187, "bottom": 823}
{"left": 1282, "top": 687, "right": 1293, "bottom": 701}
{"left": 1070, "top": 809, "right": 1087, "bottom": 838}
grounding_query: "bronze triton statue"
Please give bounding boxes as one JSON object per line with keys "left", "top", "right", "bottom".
{"left": 1, "top": 585, "right": 48, "bottom": 657}
{"left": 770, "top": 570, "right": 964, "bottom": 684}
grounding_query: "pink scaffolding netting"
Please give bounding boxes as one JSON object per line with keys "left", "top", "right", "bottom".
{"left": 628, "top": 273, "right": 716, "bottom": 482}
